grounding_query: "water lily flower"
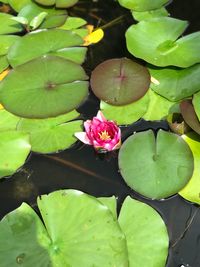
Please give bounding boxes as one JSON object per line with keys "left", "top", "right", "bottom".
{"left": 75, "top": 111, "right": 121, "bottom": 152}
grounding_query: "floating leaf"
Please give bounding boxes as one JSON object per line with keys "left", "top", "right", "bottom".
{"left": 17, "top": 112, "right": 83, "bottom": 153}
{"left": 34, "top": 0, "right": 78, "bottom": 8}
{"left": 11, "top": 16, "right": 28, "bottom": 25}
{"left": 0, "top": 190, "right": 129, "bottom": 266}
{"left": 7, "top": 29, "right": 83, "bottom": 67}
{"left": 0, "top": 109, "right": 20, "bottom": 131}
{"left": 118, "top": 0, "right": 169, "bottom": 11}
{"left": 50, "top": 47, "right": 87, "bottom": 64}
{"left": 0, "top": 56, "right": 9, "bottom": 74}
{"left": 118, "top": 130, "right": 194, "bottom": 199}
{"left": 126, "top": 17, "right": 200, "bottom": 67}
{"left": 132, "top": 7, "right": 169, "bottom": 21}
{"left": 30, "top": 12, "right": 48, "bottom": 30}
{"left": 179, "top": 133, "right": 200, "bottom": 205}
{"left": 91, "top": 58, "right": 150, "bottom": 106}
{"left": 143, "top": 89, "right": 179, "bottom": 121}
{"left": 98, "top": 196, "right": 117, "bottom": 219}
{"left": 180, "top": 100, "right": 200, "bottom": 135}
{"left": 100, "top": 92, "right": 149, "bottom": 125}
{"left": 60, "top": 16, "right": 87, "bottom": 30}
{"left": 0, "top": 131, "right": 31, "bottom": 178}
{"left": 149, "top": 64, "right": 200, "bottom": 101}
{"left": 8, "top": 0, "right": 32, "bottom": 12}
{"left": 0, "top": 55, "right": 89, "bottom": 118}
{"left": 0, "top": 13, "right": 23, "bottom": 34}
{"left": 119, "top": 196, "right": 169, "bottom": 267}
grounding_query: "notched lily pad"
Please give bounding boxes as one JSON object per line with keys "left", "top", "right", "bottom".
{"left": 119, "top": 196, "right": 169, "bottom": 267}
{"left": 91, "top": 58, "right": 150, "bottom": 106}
{"left": 118, "top": 129, "right": 194, "bottom": 199}
{"left": 0, "top": 55, "right": 89, "bottom": 119}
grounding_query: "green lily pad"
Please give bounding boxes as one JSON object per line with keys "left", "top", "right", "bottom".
{"left": 34, "top": 0, "right": 78, "bottom": 8}
{"left": 60, "top": 16, "right": 87, "bottom": 30}
{"left": 0, "top": 55, "right": 89, "bottom": 119}
{"left": 0, "top": 190, "right": 129, "bottom": 266}
{"left": 0, "top": 35, "right": 20, "bottom": 57}
{"left": 118, "top": 196, "right": 169, "bottom": 267}
{"left": 7, "top": 29, "right": 84, "bottom": 67}
{"left": 100, "top": 91, "right": 149, "bottom": 125}
{"left": 132, "top": 7, "right": 169, "bottom": 21}
{"left": 180, "top": 100, "right": 200, "bottom": 135}
{"left": 18, "top": 3, "right": 68, "bottom": 29}
{"left": 118, "top": 130, "right": 194, "bottom": 199}
{"left": 179, "top": 133, "right": 200, "bottom": 205}
{"left": 0, "top": 56, "right": 9, "bottom": 74}
{"left": 50, "top": 47, "right": 87, "bottom": 64}
{"left": 17, "top": 113, "right": 83, "bottom": 153}
{"left": 0, "top": 131, "right": 31, "bottom": 178}
{"left": 149, "top": 64, "right": 200, "bottom": 101}
{"left": 0, "top": 109, "right": 20, "bottom": 131}
{"left": 143, "top": 89, "right": 179, "bottom": 121}
{"left": 91, "top": 58, "right": 150, "bottom": 106}
{"left": 98, "top": 196, "right": 117, "bottom": 219}
{"left": 8, "top": 0, "right": 32, "bottom": 12}
{"left": 126, "top": 17, "right": 200, "bottom": 67}
{"left": 192, "top": 91, "right": 200, "bottom": 122}
{"left": 118, "top": 0, "right": 169, "bottom": 11}
{"left": 0, "top": 13, "right": 23, "bottom": 35}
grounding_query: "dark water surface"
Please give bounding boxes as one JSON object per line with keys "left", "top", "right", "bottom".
{"left": 1, "top": 1, "right": 200, "bottom": 266}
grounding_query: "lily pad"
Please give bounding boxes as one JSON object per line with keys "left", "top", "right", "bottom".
{"left": 0, "top": 109, "right": 20, "bottom": 131}
{"left": 118, "top": 196, "right": 169, "bottom": 267}
{"left": 0, "top": 190, "right": 128, "bottom": 266}
{"left": 0, "top": 131, "right": 31, "bottom": 179}
{"left": 118, "top": 0, "right": 169, "bottom": 11}
{"left": 91, "top": 58, "right": 150, "bottom": 106}
{"left": 7, "top": 29, "right": 84, "bottom": 67}
{"left": 0, "top": 55, "right": 89, "bottom": 119}
{"left": 98, "top": 196, "right": 117, "bottom": 219}
{"left": 132, "top": 7, "right": 169, "bottom": 21}
{"left": 60, "top": 16, "right": 87, "bottom": 30}
{"left": 192, "top": 91, "right": 200, "bottom": 121}
{"left": 34, "top": 0, "right": 78, "bottom": 8}
{"left": 0, "top": 35, "right": 20, "bottom": 56}
{"left": 0, "top": 56, "right": 9, "bottom": 74}
{"left": 17, "top": 112, "right": 83, "bottom": 153}
{"left": 0, "top": 13, "right": 23, "bottom": 34}
{"left": 8, "top": 0, "right": 32, "bottom": 12}
{"left": 179, "top": 133, "right": 200, "bottom": 205}
{"left": 50, "top": 47, "right": 87, "bottom": 64}
{"left": 118, "top": 130, "right": 194, "bottom": 199}
{"left": 180, "top": 100, "right": 200, "bottom": 135}
{"left": 18, "top": 3, "right": 68, "bottom": 29}
{"left": 100, "top": 91, "right": 149, "bottom": 125}
{"left": 143, "top": 89, "right": 179, "bottom": 121}
{"left": 149, "top": 64, "right": 200, "bottom": 101}
{"left": 126, "top": 17, "right": 200, "bottom": 67}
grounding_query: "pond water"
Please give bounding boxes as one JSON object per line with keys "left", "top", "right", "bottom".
{"left": 0, "top": 0, "right": 200, "bottom": 266}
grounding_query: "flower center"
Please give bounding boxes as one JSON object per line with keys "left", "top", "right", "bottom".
{"left": 98, "top": 130, "right": 111, "bottom": 141}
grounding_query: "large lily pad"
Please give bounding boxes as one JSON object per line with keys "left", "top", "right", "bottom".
{"left": 118, "top": 0, "right": 169, "bottom": 11}
{"left": 0, "top": 109, "right": 20, "bottom": 131}
{"left": 0, "top": 13, "right": 23, "bottom": 34}
{"left": 7, "top": 29, "right": 84, "bottom": 67}
{"left": 143, "top": 89, "right": 179, "bottom": 121}
{"left": 18, "top": 2, "right": 68, "bottom": 29}
{"left": 0, "top": 131, "right": 31, "bottom": 179}
{"left": 0, "top": 35, "right": 20, "bottom": 57}
{"left": 126, "top": 17, "right": 200, "bottom": 67}
{"left": 118, "top": 130, "right": 194, "bottom": 199}
{"left": 34, "top": 0, "right": 78, "bottom": 8}
{"left": 100, "top": 91, "right": 149, "bottom": 125}
{"left": 149, "top": 64, "right": 200, "bottom": 101}
{"left": 179, "top": 133, "right": 200, "bottom": 205}
{"left": 119, "top": 196, "right": 169, "bottom": 267}
{"left": 0, "top": 190, "right": 128, "bottom": 266}
{"left": 17, "top": 112, "right": 83, "bottom": 153}
{"left": 180, "top": 100, "right": 200, "bottom": 135}
{"left": 0, "top": 55, "right": 89, "bottom": 118}
{"left": 90, "top": 58, "right": 150, "bottom": 106}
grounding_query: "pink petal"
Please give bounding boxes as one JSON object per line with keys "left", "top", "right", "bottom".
{"left": 84, "top": 120, "right": 92, "bottom": 133}
{"left": 96, "top": 111, "right": 107, "bottom": 122}
{"left": 74, "top": 132, "right": 92, "bottom": 145}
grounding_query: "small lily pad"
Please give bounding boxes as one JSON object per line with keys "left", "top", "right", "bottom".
{"left": 60, "top": 16, "right": 87, "bottom": 30}
{"left": 0, "top": 55, "right": 89, "bottom": 119}
{"left": 118, "top": 0, "right": 169, "bottom": 11}
{"left": 132, "top": 7, "right": 169, "bottom": 21}
{"left": 0, "top": 131, "right": 31, "bottom": 178}
{"left": 126, "top": 17, "right": 200, "bottom": 67}
{"left": 179, "top": 133, "right": 200, "bottom": 205}
{"left": 118, "top": 196, "right": 169, "bottom": 267}
{"left": 100, "top": 92, "right": 149, "bottom": 125}
{"left": 149, "top": 64, "right": 200, "bottom": 101}
{"left": 91, "top": 58, "right": 150, "bottom": 106}
{"left": 0, "top": 13, "right": 23, "bottom": 35}
{"left": 118, "top": 130, "right": 194, "bottom": 199}
{"left": 7, "top": 29, "right": 84, "bottom": 67}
